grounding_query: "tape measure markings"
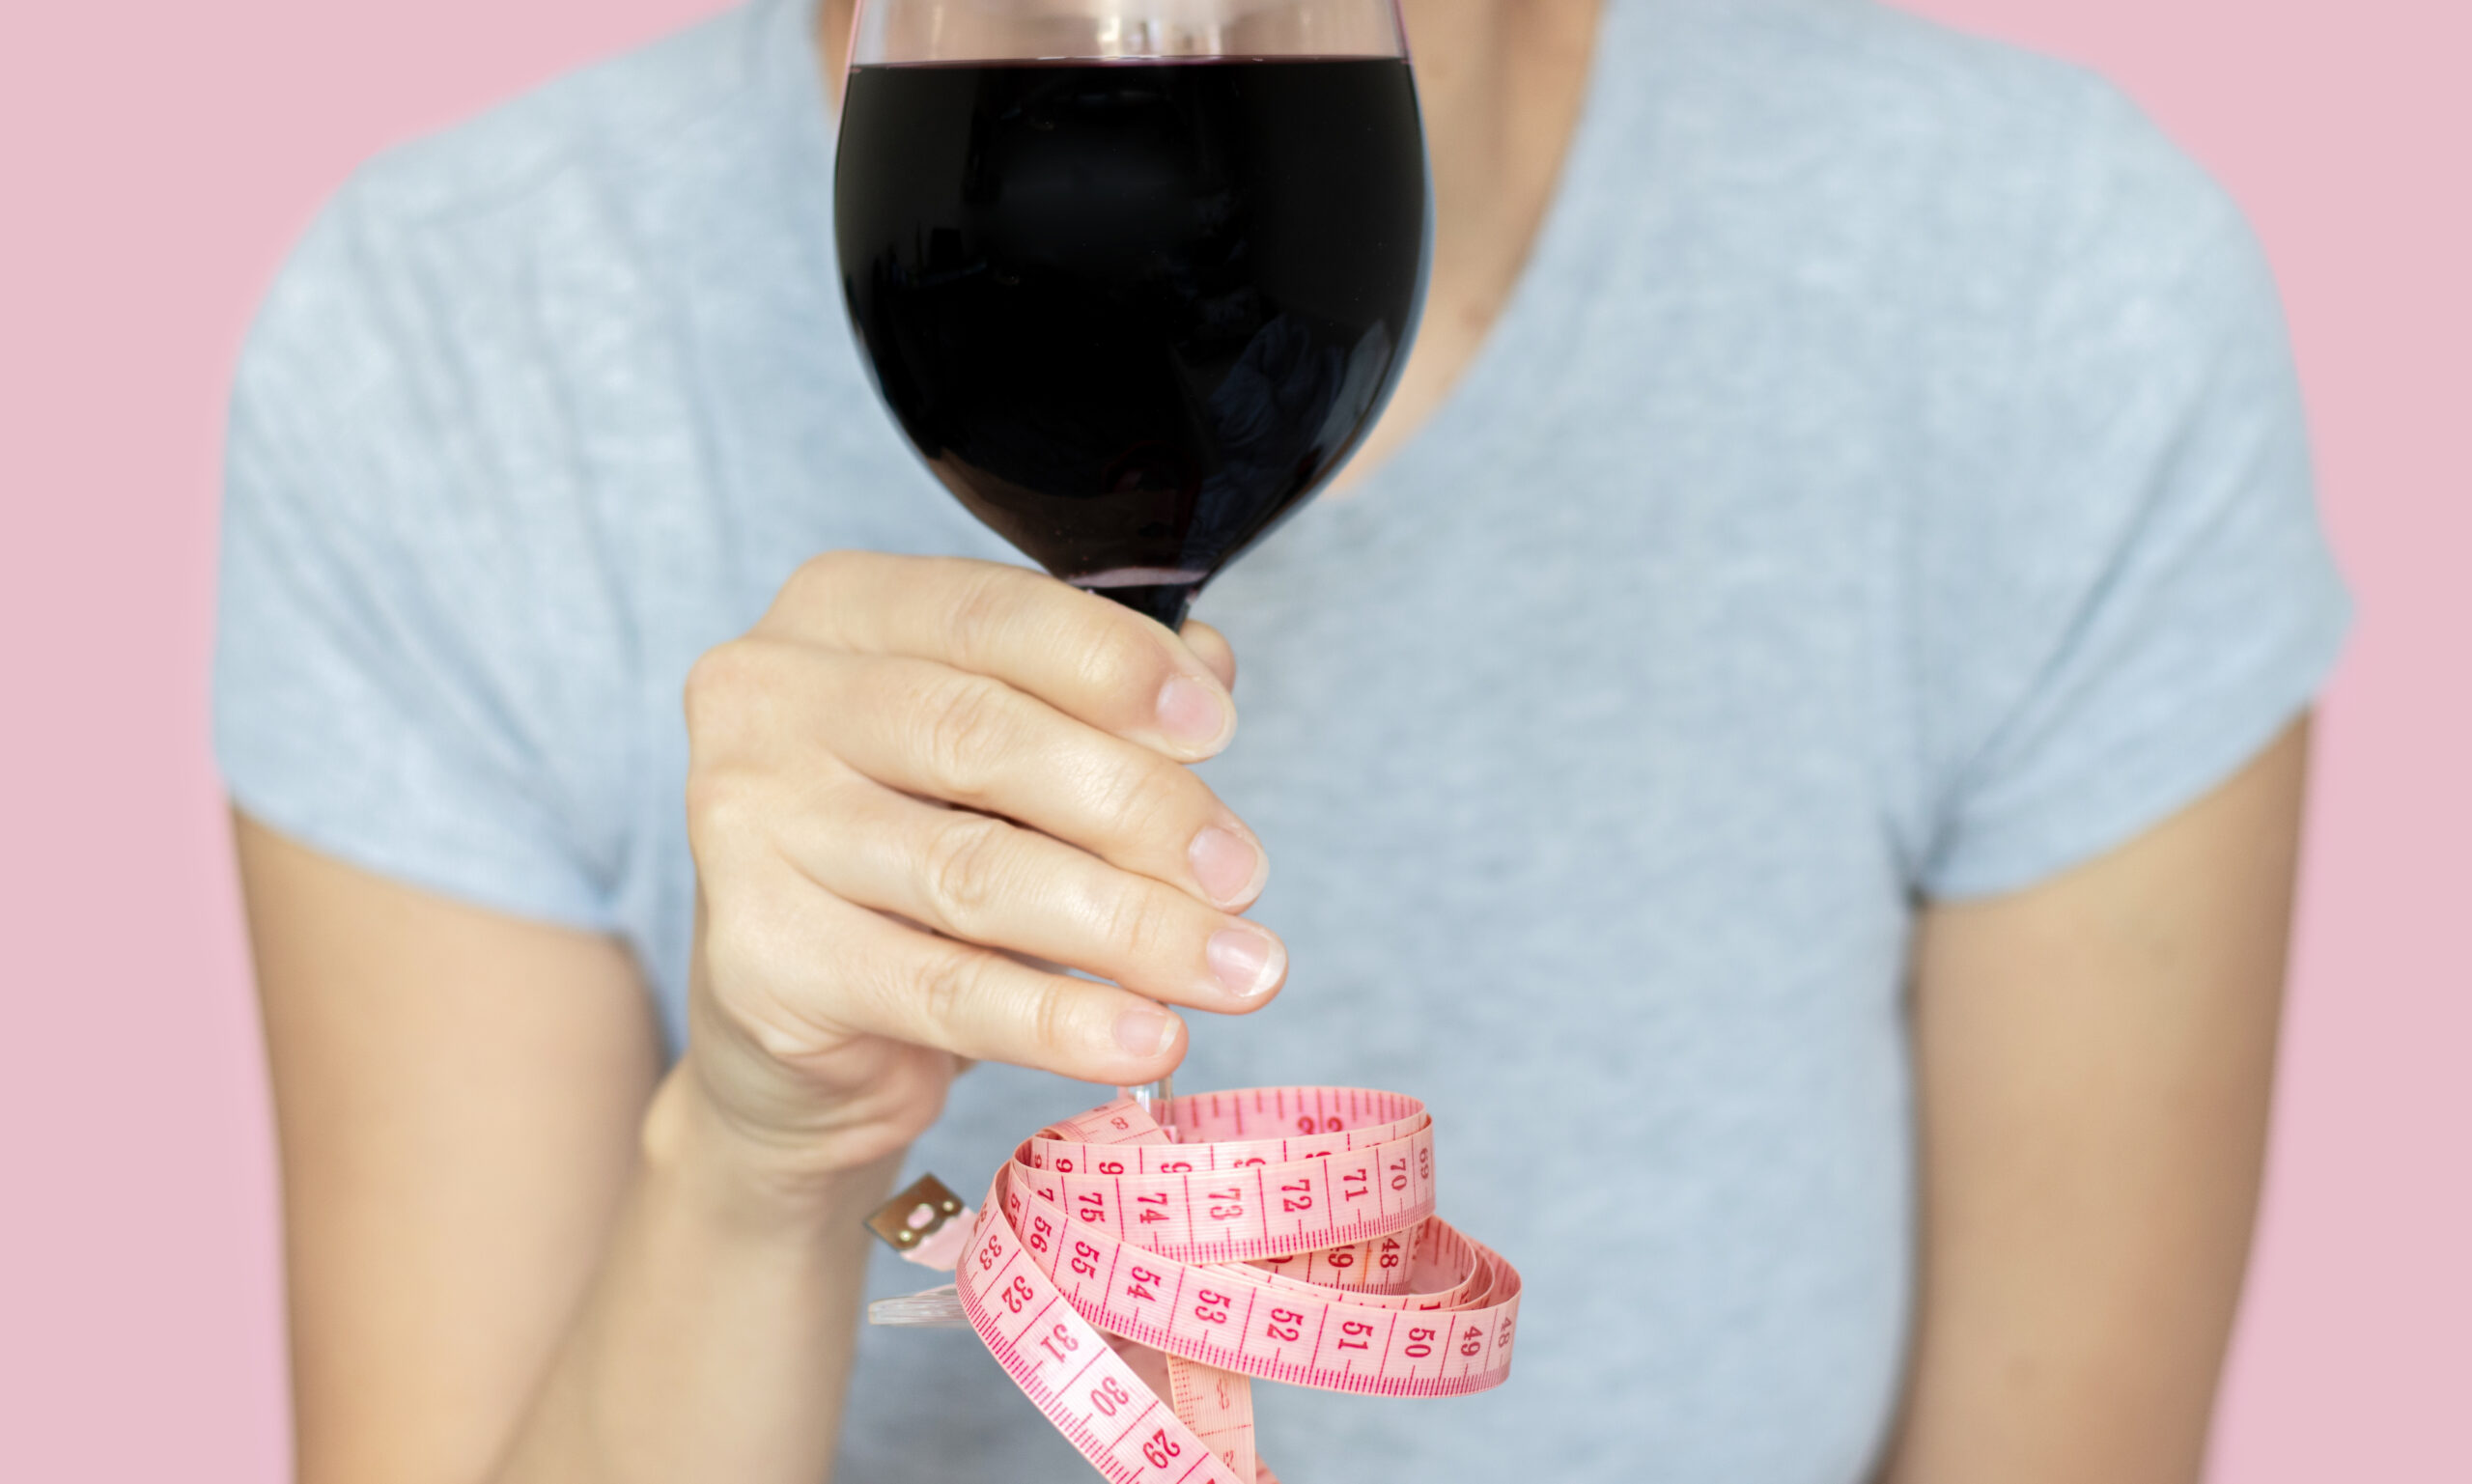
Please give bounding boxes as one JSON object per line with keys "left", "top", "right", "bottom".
{"left": 906, "top": 1086, "right": 1518, "bottom": 1482}
{"left": 960, "top": 1202, "right": 1244, "bottom": 1484}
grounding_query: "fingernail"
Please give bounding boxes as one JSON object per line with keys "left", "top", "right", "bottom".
{"left": 1207, "top": 926, "right": 1282, "bottom": 999}
{"left": 1114, "top": 1005, "right": 1178, "bottom": 1058}
{"left": 1188, "top": 825, "right": 1262, "bottom": 908}
{"left": 1156, "top": 673, "right": 1231, "bottom": 749}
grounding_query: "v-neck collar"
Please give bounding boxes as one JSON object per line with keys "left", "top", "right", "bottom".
{"left": 1323, "top": 0, "right": 1624, "bottom": 511}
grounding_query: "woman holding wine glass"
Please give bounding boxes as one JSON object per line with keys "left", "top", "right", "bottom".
{"left": 216, "top": 0, "right": 2347, "bottom": 1479}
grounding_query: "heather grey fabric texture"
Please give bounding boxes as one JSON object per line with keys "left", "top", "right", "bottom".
{"left": 212, "top": 0, "right": 2349, "bottom": 1477}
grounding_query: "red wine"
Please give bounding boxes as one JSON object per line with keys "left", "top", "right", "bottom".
{"left": 836, "top": 58, "right": 1428, "bottom": 626}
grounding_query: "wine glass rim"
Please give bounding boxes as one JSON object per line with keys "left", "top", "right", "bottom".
{"left": 846, "top": 0, "right": 1413, "bottom": 68}
{"left": 851, "top": 51, "right": 1406, "bottom": 66}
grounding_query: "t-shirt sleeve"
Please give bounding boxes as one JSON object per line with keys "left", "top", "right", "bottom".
{"left": 1913, "top": 87, "right": 2351, "bottom": 900}
{"left": 212, "top": 186, "right": 621, "bottom": 929}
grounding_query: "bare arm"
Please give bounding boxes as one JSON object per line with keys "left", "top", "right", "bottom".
{"left": 247, "top": 814, "right": 913, "bottom": 1484}
{"left": 240, "top": 818, "right": 651, "bottom": 1483}
{"left": 1881, "top": 719, "right": 2311, "bottom": 1482}
{"left": 244, "top": 554, "right": 1270, "bottom": 1484}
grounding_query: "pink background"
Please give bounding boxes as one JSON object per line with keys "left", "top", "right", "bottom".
{"left": 1, "top": 0, "right": 2462, "bottom": 1476}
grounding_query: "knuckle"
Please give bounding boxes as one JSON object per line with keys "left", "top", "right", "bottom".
{"left": 684, "top": 736, "right": 790, "bottom": 862}
{"left": 1025, "top": 973, "right": 1078, "bottom": 1060}
{"left": 1071, "top": 620, "right": 1167, "bottom": 714}
{"left": 941, "top": 563, "right": 1025, "bottom": 667}
{"left": 689, "top": 851, "right": 874, "bottom": 1071}
{"left": 912, "top": 939, "right": 988, "bottom": 1040}
{"left": 743, "top": 1013, "right": 829, "bottom": 1068}
{"left": 1104, "top": 754, "right": 1194, "bottom": 845}
{"left": 780, "top": 547, "right": 863, "bottom": 613}
{"left": 920, "top": 812, "right": 1013, "bottom": 934}
{"left": 684, "top": 639, "right": 806, "bottom": 760}
{"left": 1095, "top": 878, "right": 1179, "bottom": 964}
{"left": 698, "top": 895, "right": 780, "bottom": 1018}
{"left": 681, "top": 767, "right": 749, "bottom": 857}
{"left": 916, "top": 671, "right": 1016, "bottom": 799}
{"left": 682, "top": 640, "right": 758, "bottom": 734}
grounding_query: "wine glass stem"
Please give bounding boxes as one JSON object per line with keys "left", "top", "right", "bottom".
{"left": 1095, "top": 586, "right": 1188, "bottom": 1137}
{"left": 1091, "top": 582, "right": 1199, "bottom": 630}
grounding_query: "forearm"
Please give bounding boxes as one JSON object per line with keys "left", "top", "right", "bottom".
{"left": 492, "top": 1069, "right": 899, "bottom": 1484}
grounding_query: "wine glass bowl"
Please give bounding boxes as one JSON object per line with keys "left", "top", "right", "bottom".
{"left": 834, "top": 0, "right": 1429, "bottom": 627}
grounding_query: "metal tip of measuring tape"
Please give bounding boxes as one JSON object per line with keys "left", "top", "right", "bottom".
{"left": 864, "top": 1172, "right": 967, "bottom": 1255}
{"left": 1122, "top": 1076, "right": 1175, "bottom": 1141}
{"left": 868, "top": 1282, "right": 969, "bottom": 1328}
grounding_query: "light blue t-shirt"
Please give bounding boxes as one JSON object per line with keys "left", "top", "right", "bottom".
{"left": 212, "top": 0, "right": 2350, "bottom": 1478}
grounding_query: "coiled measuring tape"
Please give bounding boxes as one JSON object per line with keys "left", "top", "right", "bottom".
{"left": 867, "top": 1086, "right": 1521, "bottom": 1484}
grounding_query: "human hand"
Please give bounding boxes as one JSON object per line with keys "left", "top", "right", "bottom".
{"left": 672, "top": 552, "right": 1281, "bottom": 1189}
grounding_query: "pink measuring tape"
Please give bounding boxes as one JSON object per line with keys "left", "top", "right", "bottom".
{"left": 868, "top": 1085, "right": 1521, "bottom": 1483}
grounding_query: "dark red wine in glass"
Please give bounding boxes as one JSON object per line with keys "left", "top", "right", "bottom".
{"left": 833, "top": 0, "right": 1429, "bottom": 630}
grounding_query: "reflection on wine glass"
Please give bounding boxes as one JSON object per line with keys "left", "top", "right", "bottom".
{"left": 835, "top": 0, "right": 1430, "bottom": 1116}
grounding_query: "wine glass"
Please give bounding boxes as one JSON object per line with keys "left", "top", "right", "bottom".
{"left": 834, "top": 0, "right": 1430, "bottom": 1117}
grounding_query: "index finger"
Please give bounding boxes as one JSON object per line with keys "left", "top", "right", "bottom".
{"left": 765, "top": 551, "right": 1237, "bottom": 761}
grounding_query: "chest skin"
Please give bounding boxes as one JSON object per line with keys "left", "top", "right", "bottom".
{"left": 1332, "top": 0, "right": 1605, "bottom": 491}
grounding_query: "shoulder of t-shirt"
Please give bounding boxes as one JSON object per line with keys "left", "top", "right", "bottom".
{"left": 333, "top": 2, "right": 783, "bottom": 238}
{"left": 239, "top": 0, "right": 793, "bottom": 429}
{"left": 229, "top": 7, "right": 769, "bottom": 607}
{"left": 214, "top": 9, "right": 794, "bottom": 925}
{"left": 1634, "top": 0, "right": 2238, "bottom": 278}
{"left": 1691, "top": 3, "right": 2342, "bottom": 892}
{"left": 1618, "top": 2, "right": 2345, "bottom": 894}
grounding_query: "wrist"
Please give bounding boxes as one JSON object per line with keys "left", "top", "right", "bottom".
{"left": 640, "top": 1065, "right": 906, "bottom": 1240}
